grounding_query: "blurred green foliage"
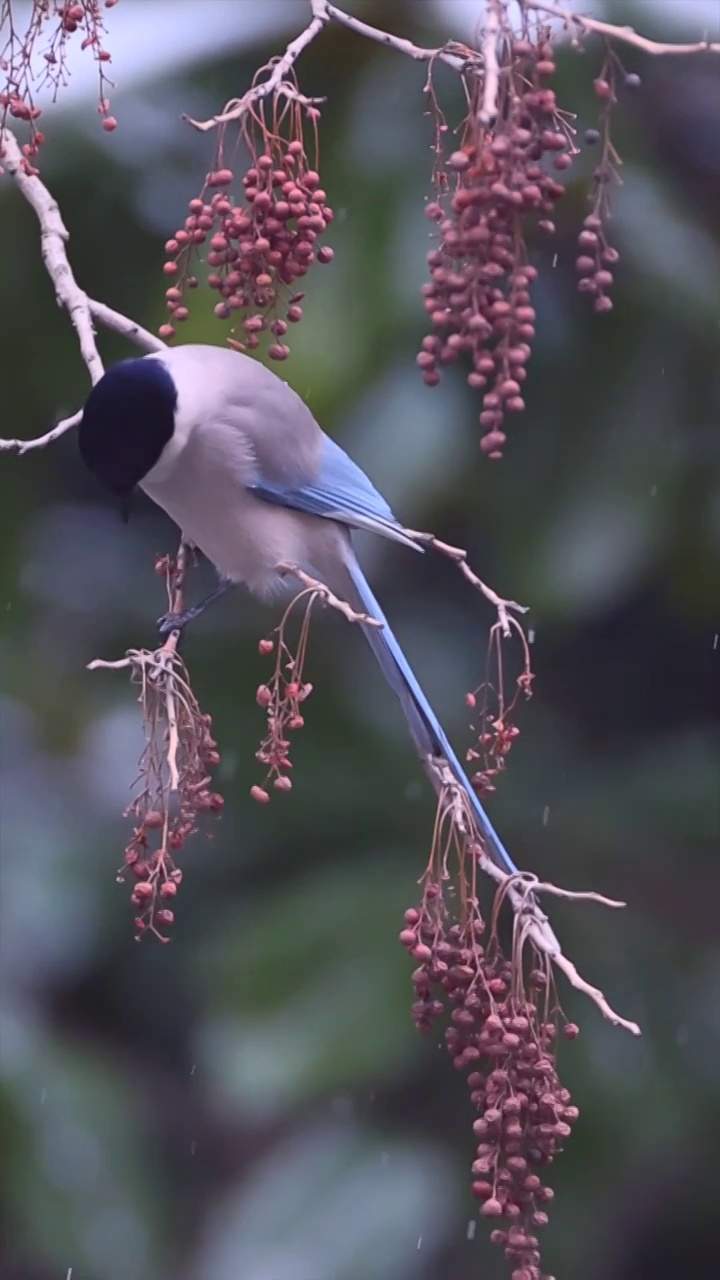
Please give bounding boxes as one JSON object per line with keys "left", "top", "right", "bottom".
{"left": 0, "top": 3, "right": 719, "bottom": 1279}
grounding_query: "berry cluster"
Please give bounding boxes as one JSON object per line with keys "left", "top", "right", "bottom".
{"left": 572, "top": 65, "right": 633, "bottom": 313}
{"left": 251, "top": 631, "right": 313, "bottom": 803}
{"left": 161, "top": 107, "right": 334, "bottom": 357}
{"left": 464, "top": 641, "right": 533, "bottom": 798}
{"left": 575, "top": 211, "right": 618, "bottom": 313}
{"left": 401, "top": 881, "right": 578, "bottom": 1280}
{"left": 419, "top": 30, "right": 636, "bottom": 457}
{"left": 0, "top": 0, "right": 118, "bottom": 172}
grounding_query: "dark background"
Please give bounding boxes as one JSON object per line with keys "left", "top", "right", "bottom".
{"left": 1, "top": 3, "right": 718, "bottom": 1278}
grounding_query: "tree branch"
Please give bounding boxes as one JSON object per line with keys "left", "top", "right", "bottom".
{"left": 320, "top": 1, "right": 469, "bottom": 69}
{"left": 525, "top": 1, "right": 720, "bottom": 56}
{"left": 180, "top": 0, "right": 718, "bottom": 140}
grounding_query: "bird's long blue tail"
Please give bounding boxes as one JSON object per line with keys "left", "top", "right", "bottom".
{"left": 342, "top": 553, "right": 519, "bottom": 875}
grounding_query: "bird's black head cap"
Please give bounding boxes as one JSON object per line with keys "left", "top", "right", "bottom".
{"left": 78, "top": 357, "right": 177, "bottom": 506}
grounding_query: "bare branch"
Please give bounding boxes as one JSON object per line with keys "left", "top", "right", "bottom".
{"left": 183, "top": 0, "right": 475, "bottom": 133}
{"left": 0, "top": 126, "right": 164, "bottom": 454}
{"left": 182, "top": 0, "right": 719, "bottom": 135}
{"left": 1, "top": 126, "right": 104, "bottom": 384}
{"left": 479, "top": 0, "right": 502, "bottom": 124}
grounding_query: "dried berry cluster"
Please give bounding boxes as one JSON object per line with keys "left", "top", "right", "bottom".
{"left": 465, "top": 689, "right": 522, "bottom": 798}
{"left": 465, "top": 625, "right": 534, "bottom": 798}
{"left": 0, "top": 0, "right": 118, "bottom": 172}
{"left": 121, "top": 728, "right": 223, "bottom": 944}
{"left": 117, "top": 554, "right": 223, "bottom": 941}
{"left": 401, "top": 880, "right": 578, "bottom": 1279}
{"left": 419, "top": 30, "right": 631, "bottom": 457}
{"left": 161, "top": 99, "right": 334, "bottom": 356}
{"left": 120, "top": 706, "right": 223, "bottom": 942}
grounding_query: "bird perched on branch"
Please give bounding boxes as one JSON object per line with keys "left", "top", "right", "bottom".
{"left": 78, "top": 343, "right": 518, "bottom": 874}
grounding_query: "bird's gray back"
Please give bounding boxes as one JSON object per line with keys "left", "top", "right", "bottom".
{"left": 152, "top": 343, "right": 323, "bottom": 486}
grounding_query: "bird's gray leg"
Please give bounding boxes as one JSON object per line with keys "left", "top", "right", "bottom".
{"left": 157, "top": 576, "right": 236, "bottom": 637}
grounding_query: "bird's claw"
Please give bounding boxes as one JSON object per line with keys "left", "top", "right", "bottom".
{"left": 157, "top": 610, "right": 188, "bottom": 638}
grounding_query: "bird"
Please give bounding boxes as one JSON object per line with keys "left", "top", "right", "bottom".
{"left": 78, "top": 342, "right": 519, "bottom": 875}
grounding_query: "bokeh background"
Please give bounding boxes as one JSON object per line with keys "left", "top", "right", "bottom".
{"left": 1, "top": 2, "right": 719, "bottom": 1278}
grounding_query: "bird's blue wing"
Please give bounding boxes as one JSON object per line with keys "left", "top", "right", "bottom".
{"left": 249, "top": 434, "right": 420, "bottom": 551}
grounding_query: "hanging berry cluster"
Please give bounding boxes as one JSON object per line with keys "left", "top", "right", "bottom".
{"left": 419, "top": 26, "right": 629, "bottom": 458}
{"left": 573, "top": 52, "right": 634, "bottom": 309}
{"left": 250, "top": 591, "right": 318, "bottom": 803}
{"left": 0, "top": 0, "right": 119, "bottom": 172}
{"left": 401, "top": 874, "right": 579, "bottom": 1280}
{"left": 161, "top": 84, "right": 334, "bottom": 359}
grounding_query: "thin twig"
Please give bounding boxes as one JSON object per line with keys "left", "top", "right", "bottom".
{"left": 406, "top": 528, "right": 528, "bottom": 637}
{"left": 279, "top": 563, "right": 383, "bottom": 627}
{"left": 531, "top": 882, "right": 626, "bottom": 908}
{"left": 525, "top": 0, "right": 720, "bottom": 56}
{"left": 551, "top": 951, "right": 640, "bottom": 1033}
{"left": 0, "top": 409, "right": 82, "bottom": 455}
{"left": 161, "top": 543, "right": 189, "bottom": 789}
{"left": 182, "top": 2, "right": 329, "bottom": 133}
{"left": 87, "top": 655, "right": 134, "bottom": 672}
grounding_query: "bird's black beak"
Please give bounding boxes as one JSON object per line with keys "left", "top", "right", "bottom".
{"left": 119, "top": 490, "right": 134, "bottom": 524}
